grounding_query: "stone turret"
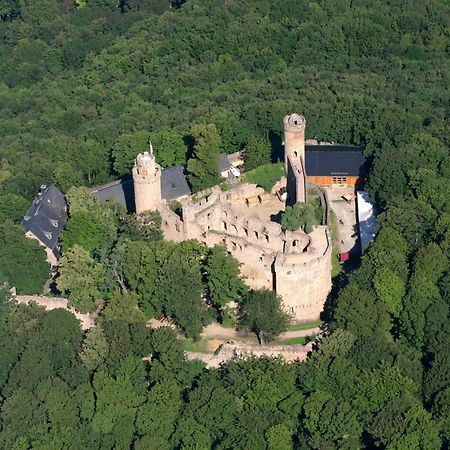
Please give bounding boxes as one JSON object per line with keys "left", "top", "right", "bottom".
{"left": 132, "top": 145, "right": 162, "bottom": 214}
{"left": 284, "top": 114, "right": 307, "bottom": 204}
{"left": 284, "top": 113, "right": 306, "bottom": 166}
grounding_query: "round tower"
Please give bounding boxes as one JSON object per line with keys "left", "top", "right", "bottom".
{"left": 283, "top": 113, "right": 306, "bottom": 165}
{"left": 132, "top": 148, "right": 162, "bottom": 214}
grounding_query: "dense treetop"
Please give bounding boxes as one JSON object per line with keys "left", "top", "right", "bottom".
{"left": 0, "top": 0, "right": 449, "bottom": 449}
{"left": 0, "top": 0, "right": 448, "bottom": 200}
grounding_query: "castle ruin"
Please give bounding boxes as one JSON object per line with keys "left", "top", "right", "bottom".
{"left": 132, "top": 114, "right": 332, "bottom": 321}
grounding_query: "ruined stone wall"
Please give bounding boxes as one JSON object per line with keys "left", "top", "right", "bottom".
{"left": 186, "top": 342, "right": 313, "bottom": 368}
{"left": 275, "top": 226, "right": 332, "bottom": 321}
{"left": 160, "top": 206, "right": 186, "bottom": 242}
{"left": 158, "top": 180, "right": 332, "bottom": 322}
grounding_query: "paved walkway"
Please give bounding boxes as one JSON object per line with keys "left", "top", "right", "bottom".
{"left": 15, "top": 295, "right": 97, "bottom": 330}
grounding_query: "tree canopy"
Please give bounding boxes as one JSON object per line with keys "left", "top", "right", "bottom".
{"left": 0, "top": 0, "right": 449, "bottom": 448}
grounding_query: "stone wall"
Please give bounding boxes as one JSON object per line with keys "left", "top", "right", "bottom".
{"left": 186, "top": 342, "right": 313, "bottom": 368}
{"left": 275, "top": 227, "right": 332, "bottom": 321}
{"left": 158, "top": 182, "right": 332, "bottom": 322}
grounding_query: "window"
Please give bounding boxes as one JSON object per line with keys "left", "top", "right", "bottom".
{"left": 332, "top": 176, "right": 347, "bottom": 184}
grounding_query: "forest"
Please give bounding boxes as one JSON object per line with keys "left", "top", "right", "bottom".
{"left": 0, "top": 0, "right": 449, "bottom": 448}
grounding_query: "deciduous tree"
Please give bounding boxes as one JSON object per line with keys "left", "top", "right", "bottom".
{"left": 238, "top": 289, "right": 290, "bottom": 344}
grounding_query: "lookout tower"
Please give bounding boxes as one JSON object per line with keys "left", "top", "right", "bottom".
{"left": 132, "top": 144, "right": 162, "bottom": 214}
{"left": 284, "top": 114, "right": 306, "bottom": 204}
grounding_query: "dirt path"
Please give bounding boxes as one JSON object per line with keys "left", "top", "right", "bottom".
{"left": 202, "top": 322, "right": 320, "bottom": 341}
{"left": 15, "top": 295, "right": 96, "bottom": 330}
{"left": 279, "top": 327, "right": 321, "bottom": 339}
{"left": 201, "top": 322, "right": 238, "bottom": 340}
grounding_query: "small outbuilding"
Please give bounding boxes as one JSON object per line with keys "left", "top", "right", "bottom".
{"left": 219, "top": 153, "right": 240, "bottom": 179}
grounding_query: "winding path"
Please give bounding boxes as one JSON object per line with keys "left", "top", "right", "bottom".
{"left": 14, "top": 295, "right": 98, "bottom": 330}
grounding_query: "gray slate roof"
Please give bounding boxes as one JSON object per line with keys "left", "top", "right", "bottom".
{"left": 305, "top": 145, "right": 368, "bottom": 177}
{"left": 90, "top": 166, "right": 192, "bottom": 213}
{"left": 21, "top": 185, "right": 68, "bottom": 257}
{"left": 219, "top": 153, "right": 232, "bottom": 172}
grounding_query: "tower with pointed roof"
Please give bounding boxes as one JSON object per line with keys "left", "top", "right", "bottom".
{"left": 132, "top": 143, "right": 162, "bottom": 214}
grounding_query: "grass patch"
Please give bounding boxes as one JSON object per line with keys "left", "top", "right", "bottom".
{"left": 287, "top": 320, "right": 322, "bottom": 331}
{"left": 183, "top": 338, "right": 211, "bottom": 354}
{"left": 332, "top": 247, "right": 342, "bottom": 277}
{"left": 221, "top": 315, "right": 237, "bottom": 329}
{"left": 329, "top": 210, "right": 339, "bottom": 242}
{"left": 309, "top": 196, "right": 324, "bottom": 225}
{"left": 219, "top": 181, "right": 230, "bottom": 191}
{"left": 274, "top": 336, "right": 308, "bottom": 345}
{"left": 243, "top": 162, "right": 284, "bottom": 193}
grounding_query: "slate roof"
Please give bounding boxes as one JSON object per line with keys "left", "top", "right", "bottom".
{"left": 219, "top": 153, "right": 232, "bottom": 172}
{"left": 90, "top": 178, "right": 135, "bottom": 212}
{"left": 305, "top": 145, "right": 368, "bottom": 177}
{"left": 21, "top": 185, "right": 68, "bottom": 257}
{"left": 90, "top": 166, "right": 192, "bottom": 212}
{"left": 161, "top": 166, "right": 192, "bottom": 200}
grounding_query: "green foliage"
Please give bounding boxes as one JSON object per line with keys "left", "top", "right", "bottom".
{"left": 187, "top": 123, "right": 221, "bottom": 192}
{"left": 0, "top": 0, "right": 449, "bottom": 447}
{"left": 243, "top": 162, "right": 284, "bottom": 193}
{"left": 155, "top": 243, "right": 211, "bottom": 338}
{"left": 57, "top": 245, "right": 106, "bottom": 313}
{"left": 204, "top": 245, "right": 246, "bottom": 319}
{"left": 373, "top": 267, "right": 405, "bottom": 318}
{"left": 112, "top": 130, "right": 150, "bottom": 176}
{"left": 119, "top": 210, "right": 162, "bottom": 242}
{"left": 102, "top": 290, "right": 147, "bottom": 323}
{"left": 243, "top": 134, "right": 272, "bottom": 170}
{"left": 281, "top": 202, "right": 315, "bottom": 233}
{"left": 0, "top": 194, "right": 29, "bottom": 224}
{"left": 238, "top": 289, "right": 290, "bottom": 344}
{"left": 0, "top": 221, "right": 48, "bottom": 294}
{"left": 61, "top": 210, "right": 104, "bottom": 253}
{"left": 152, "top": 129, "right": 187, "bottom": 168}
{"left": 79, "top": 325, "right": 109, "bottom": 371}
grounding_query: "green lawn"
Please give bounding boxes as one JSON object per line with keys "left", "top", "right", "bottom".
{"left": 243, "top": 162, "right": 284, "bottom": 193}
{"left": 183, "top": 338, "right": 211, "bottom": 354}
{"left": 287, "top": 320, "right": 322, "bottom": 331}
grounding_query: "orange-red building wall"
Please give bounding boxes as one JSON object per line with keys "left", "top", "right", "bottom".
{"left": 307, "top": 175, "right": 364, "bottom": 187}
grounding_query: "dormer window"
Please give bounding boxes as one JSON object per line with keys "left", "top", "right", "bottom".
{"left": 50, "top": 220, "right": 58, "bottom": 228}
{"left": 44, "top": 231, "right": 52, "bottom": 240}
